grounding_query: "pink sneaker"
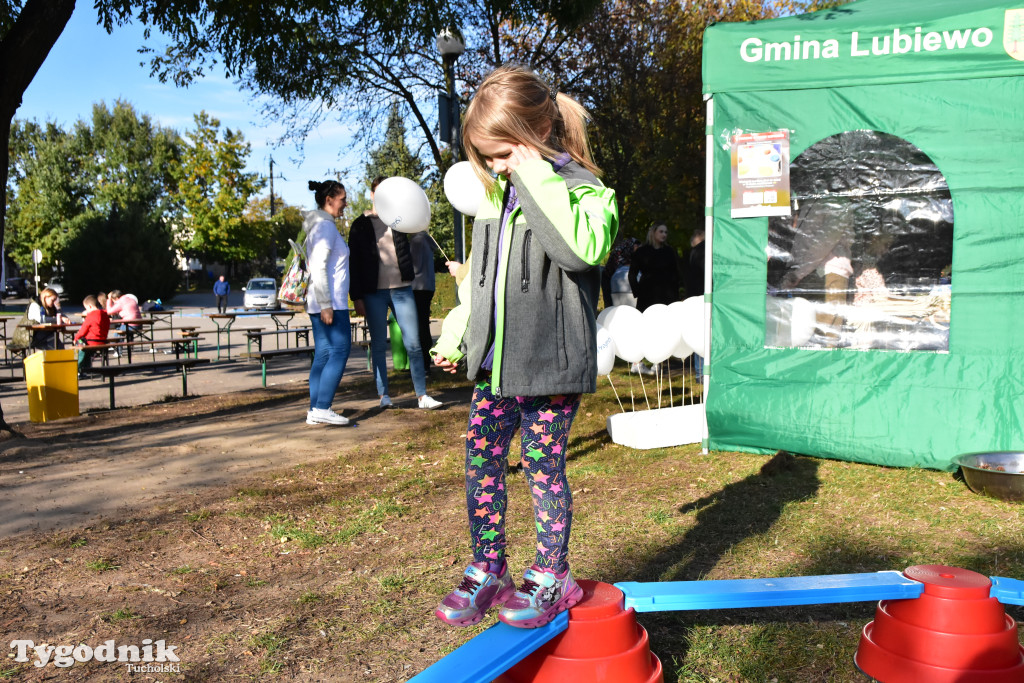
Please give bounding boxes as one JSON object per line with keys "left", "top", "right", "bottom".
{"left": 435, "top": 561, "right": 513, "bottom": 627}
{"left": 498, "top": 564, "right": 583, "bottom": 628}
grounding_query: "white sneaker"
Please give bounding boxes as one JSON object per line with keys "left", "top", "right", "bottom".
{"left": 418, "top": 395, "right": 442, "bottom": 410}
{"left": 306, "top": 408, "right": 349, "bottom": 425}
{"left": 379, "top": 395, "right": 393, "bottom": 408}
{"left": 631, "top": 362, "right": 655, "bottom": 376}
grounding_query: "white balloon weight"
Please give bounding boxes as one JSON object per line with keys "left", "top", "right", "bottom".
{"left": 595, "top": 325, "right": 616, "bottom": 376}
{"left": 443, "top": 161, "right": 486, "bottom": 217}
{"left": 603, "top": 305, "right": 645, "bottom": 363}
{"left": 641, "top": 304, "right": 677, "bottom": 364}
{"left": 677, "top": 296, "right": 707, "bottom": 358}
{"left": 374, "top": 177, "right": 431, "bottom": 233}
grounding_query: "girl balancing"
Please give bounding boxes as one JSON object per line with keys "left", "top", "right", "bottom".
{"left": 432, "top": 65, "right": 618, "bottom": 629}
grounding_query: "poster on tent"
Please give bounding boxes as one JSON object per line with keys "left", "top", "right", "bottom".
{"left": 730, "top": 131, "right": 791, "bottom": 218}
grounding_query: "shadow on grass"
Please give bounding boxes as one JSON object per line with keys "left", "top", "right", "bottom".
{"left": 634, "top": 451, "right": 822, "bottom": 583}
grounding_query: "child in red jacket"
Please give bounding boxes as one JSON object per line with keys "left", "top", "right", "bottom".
{"left": 74, "top": 294, "right": 111, "bottom": 377}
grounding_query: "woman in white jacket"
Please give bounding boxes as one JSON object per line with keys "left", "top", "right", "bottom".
{"left": 303, "top": 179, "right": 352, "bottom": 426}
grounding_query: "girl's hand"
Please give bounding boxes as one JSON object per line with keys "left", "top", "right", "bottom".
{"left": 505, "top": 144, "right": 542, "bottom": 175}
{"left": 433, "top": 354, "right": 459, "bottom": 374}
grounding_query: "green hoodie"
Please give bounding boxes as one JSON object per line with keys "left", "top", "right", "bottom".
{"left": 432, "top": 158, "right": 618, "bottom": 397}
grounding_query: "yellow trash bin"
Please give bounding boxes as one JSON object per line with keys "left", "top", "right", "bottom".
{"left": 24, "top": 349, "right": 80, "bottom": 422}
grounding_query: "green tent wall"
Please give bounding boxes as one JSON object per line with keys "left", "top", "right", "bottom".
{"left": 702, "top": 0, "right": 1024, "bottom": 470}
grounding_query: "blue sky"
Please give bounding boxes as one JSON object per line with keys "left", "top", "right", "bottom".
{"left": 17, "top": 5, "right": 360, "bottom": 210}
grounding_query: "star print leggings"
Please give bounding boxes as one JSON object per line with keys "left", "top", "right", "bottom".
{"left": 464, "top": 379, "right": 581, "bottom": 573}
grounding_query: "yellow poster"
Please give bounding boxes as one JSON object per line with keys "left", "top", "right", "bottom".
{"left": 730, "top": 131, "right": 792, "bottom": 218}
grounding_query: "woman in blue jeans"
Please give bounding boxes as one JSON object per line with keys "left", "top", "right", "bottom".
{"left": 349, "top": 176, "right": 441, "bottom": 410}
{"left": 304, "top": 179, "right": 353, "bottom": 426}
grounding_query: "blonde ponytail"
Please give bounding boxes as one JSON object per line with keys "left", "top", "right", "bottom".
{"left": 463, "top": 65, "right": 601, "bottom": 194}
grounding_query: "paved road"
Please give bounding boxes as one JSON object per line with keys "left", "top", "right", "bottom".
{"left": 0, "top": 292, "right": 394, "bottom": 426}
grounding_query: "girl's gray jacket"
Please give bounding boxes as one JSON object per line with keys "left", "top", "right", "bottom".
{"left": 432, "top": 157, "right": 619, "bottom": 397}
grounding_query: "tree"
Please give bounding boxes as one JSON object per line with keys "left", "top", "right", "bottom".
{"left": 483, "top": 0, "right": 842, "bottom": 243}
{"left": 243, "top": 195, "right": 303, "bottom": 273}
{"left": 123, "top": 1, "right": 602, "bottom": 171}
{"left": 173, "top": 111, "right": 267, "bottom": 265}
{"left": 61, "top": 204, "right": 180, "bottom": 301}
{"left": 7, "top": 101, "right": 180, "bottom": 270}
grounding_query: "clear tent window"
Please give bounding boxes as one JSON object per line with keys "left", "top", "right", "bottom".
{"left": 765, "top": 130, "right": 953, "bottom": 352}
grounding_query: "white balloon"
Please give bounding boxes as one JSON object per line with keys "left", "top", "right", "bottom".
{"left": 595, "top": 325, "right": 616, "bottom": 376}
{"left": 766, "top": 296, "right": 816, "bottom": 347}
{"left": 671, "top": 337, "right": 694, "bottom": 360}
{"left": 790, "top": 297, "right": 816, "bottom": 347}
{"left": 666, "top": 300, "right": 691, "bottom": 358}
{"left": 596, "top": 305, "right": 618, "bottom": 328}
{"left": 677, "top": 296, "right": 707, "bottom": 358}
{"left": 443, "top": 161, "right": 486, "bottom": 217}
{"left": 375, "top": 177, "right": 431, "bottom": 233}
{"left": 641, "top": 304, "right": 677, "bottom": 364}
{"left": 604, "top": 305, "right": 645, "bottom": 363}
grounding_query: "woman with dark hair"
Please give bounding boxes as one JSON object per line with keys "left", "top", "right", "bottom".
{"left": 303, "top": 179, "right": 352, "bottom": 426}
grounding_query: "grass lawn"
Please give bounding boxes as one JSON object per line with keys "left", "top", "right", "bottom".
{"left": 0, "top": 366, "right": 1020, "bottom": 682}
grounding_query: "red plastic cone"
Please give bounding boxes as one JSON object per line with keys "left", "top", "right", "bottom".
{"left": 496, "top": 580, "right": 662, "bottom": 683}
{"left": 856, "top": 565, "right": 1024, "bottom": 682}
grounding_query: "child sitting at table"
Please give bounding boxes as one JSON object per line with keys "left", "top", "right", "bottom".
{"left": 74, "top": 295, "right": 111, "bottom": 377}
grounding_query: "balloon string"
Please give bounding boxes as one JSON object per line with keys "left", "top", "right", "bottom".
{"left": 656, "top": 362, "right": 662, "bottom": 410}
{"left": 629, "top": 368, "right": 635, "bottom": 412}
{"left": 427, "top": 232, "right": 451, "bottom": 263}
{"left": 608, "top": 375, "right": 624, "bottom": 413}
{"left": 663, "top": 360, "right": 671, "bottom": 409}
{"left": 639, "top": 368, "right": 650, "bottom": 411}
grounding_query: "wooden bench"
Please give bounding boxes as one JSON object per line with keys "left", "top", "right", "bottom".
{"left": 90, "top": 358, "right": 211, "bottom": 409}
{"left": 240, "top": 346, "right": 314, "bottom": 387}
{"left": 244, "top": 327, "right": 311, "bottom": 353}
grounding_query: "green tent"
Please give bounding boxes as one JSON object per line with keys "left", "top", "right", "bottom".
{"left": 701, "top": 0, "right": 1024, "bottom": 470}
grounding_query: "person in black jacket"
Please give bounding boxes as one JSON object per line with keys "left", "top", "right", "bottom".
{"left": 628, "top": 222, "right": 683, "bottom": 312}
{"left": 349, "top": 176, "right": 441, "bottom": 410}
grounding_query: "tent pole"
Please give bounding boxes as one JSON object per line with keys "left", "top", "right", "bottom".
{"left": 702, "top": 94, "right": 714, "bottom": 454}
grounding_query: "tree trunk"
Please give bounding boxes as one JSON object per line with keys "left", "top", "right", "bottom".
{"left": 0, "top": 0, "right": 77, "bottom": 433}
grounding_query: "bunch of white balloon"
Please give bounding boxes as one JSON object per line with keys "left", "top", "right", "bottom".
{"left": 595, "top": 298, "right": 707, "bottom": 412}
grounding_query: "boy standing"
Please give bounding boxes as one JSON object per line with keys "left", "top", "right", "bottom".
{"left": 74, "top": 295, "right": 111, "bottom": 377}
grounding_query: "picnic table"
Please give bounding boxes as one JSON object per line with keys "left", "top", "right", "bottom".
{"left": 110, "top": 317, "right": 157, "bottom": 340}
{"left": 146, "top": 309, "right": 176, "bottom": 335}
{"left": 208, "top": 310, "right": 299, "bottom": 360}
{"left": 19, "top": 322, "right": 80, "bottom": 350}
{"left": 244, "top": 327, "right": 311, "bottom": 353}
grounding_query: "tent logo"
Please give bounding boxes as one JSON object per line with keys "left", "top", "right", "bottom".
{"left": 1005, "top": 9, "right": 1024, "bottom": 60}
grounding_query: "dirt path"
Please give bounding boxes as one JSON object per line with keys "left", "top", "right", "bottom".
{"left": 0, "top": 385, "right": 457, "bottom": 539}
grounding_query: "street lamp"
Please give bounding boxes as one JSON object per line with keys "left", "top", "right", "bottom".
{"left": 436, "top": 28, "right": 465, "bottom": 263}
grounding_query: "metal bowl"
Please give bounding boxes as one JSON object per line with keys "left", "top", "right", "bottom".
{"left": 954, "top": 452, "right": 1024, "bottom": 502}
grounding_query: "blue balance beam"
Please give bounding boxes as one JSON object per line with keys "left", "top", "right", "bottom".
{"left": 410, "top": 611, "right": 569, "bottom": 683}
{"left": 615, "top": 571, "right": 924, "bottom": 612}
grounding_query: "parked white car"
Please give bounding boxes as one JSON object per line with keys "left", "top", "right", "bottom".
{"left": 242, "top": 278, "right": 278, "bottom": 310}
{"left": 44, "top": 277, "right": 65, "bottom": 296}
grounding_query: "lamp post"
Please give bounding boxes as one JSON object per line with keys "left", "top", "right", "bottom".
{"left": 436, "top": 28, "right": 465, "bottom": 263}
